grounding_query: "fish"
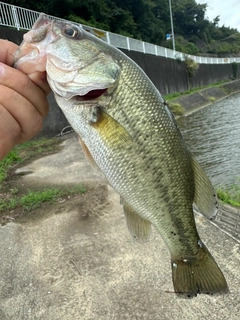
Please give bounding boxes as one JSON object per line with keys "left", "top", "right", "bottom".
{"left": 14, "top": 14, "right": 229, "bottom": 298}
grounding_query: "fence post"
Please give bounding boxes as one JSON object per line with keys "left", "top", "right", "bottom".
{"left": 126, "top": 37, "right": 130, "bottom": 51}
{"left": 142, "top": 42, "right": 146, "bottom": 54}
{"left": 106, "top": 31, "right": 110, "bottom": 44}
{"left": 11, "top": 5, "right": 20, "bottom": 30}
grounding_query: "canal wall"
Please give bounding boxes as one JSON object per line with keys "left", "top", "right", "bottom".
{"left": 120, "top": 49, "right": 238, "bottom": 96}
{"left": 171, "top": 79, "right": 240, "bottom": 114}
{"left": 1, "top": 26, "right": 240, "bottom": 137}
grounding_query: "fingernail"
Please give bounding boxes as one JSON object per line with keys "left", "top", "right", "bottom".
{"left": 0, "top": 63, "right": 5, "bottom": 77}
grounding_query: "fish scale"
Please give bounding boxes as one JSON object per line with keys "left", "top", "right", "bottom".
{"left": 14, "top": 14, "right": 228, "bottom": 298}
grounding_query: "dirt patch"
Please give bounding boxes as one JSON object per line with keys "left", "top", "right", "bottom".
{"left": 0, "top": 134, "right": 108, "bottom": 225}
{"left": 0, "top": 181, "right": 109, "bottom": 225}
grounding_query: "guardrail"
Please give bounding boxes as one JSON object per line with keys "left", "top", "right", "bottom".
{"left": 1, "top": 2, "right": 240, "bottom": 64}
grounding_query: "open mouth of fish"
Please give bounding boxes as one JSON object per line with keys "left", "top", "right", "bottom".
{"left": 49, "top": 78, "right": 111, "bottom": 102}
{"left": 75, "top": 88, "right": 108, "bottom": 101}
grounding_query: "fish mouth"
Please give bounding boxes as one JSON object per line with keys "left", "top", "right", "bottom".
{"left": 76, "top": 88, "right": 108, "bottom": 101}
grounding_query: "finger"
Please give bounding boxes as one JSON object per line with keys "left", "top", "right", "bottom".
{"left": 0, "top": 85, "right": 43, "bottom": 142}
{"left": 28, "top": 71, "right": 51, "bottom": 95}
{"left": 0, "top": 40, "right": 51, "bottom": 95}
{"left": 0, "top": 40, "right": 18, "bottom": 66}
{"left": 0, "top": 62, "right": 49, "bottom": 117}
{"left": 0, "top": 104, "right": 21, "bottom": 160}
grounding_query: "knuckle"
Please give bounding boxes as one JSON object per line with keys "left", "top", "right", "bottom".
{"left": 19, "top": 114, "right": 43, "bottom": 143}
{"left": 0, "top": 103, "right": 21, "bottom": 143}
{"left": 11, "top": 124, "right": 22, "bottom": 142}
{"left": 30, "top": 114, "right": 44, "bottom": 137}
{"left": 42, "top": 99, "right": 50, "bottom": 117}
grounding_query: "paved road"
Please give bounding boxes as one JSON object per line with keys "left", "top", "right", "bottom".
{"left": 0, "top": 135, "right": 239, "bottom": 319}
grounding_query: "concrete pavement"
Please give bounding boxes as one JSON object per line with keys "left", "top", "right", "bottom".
{"left": 0, "top": 134, "right": 239, "bottom": 319}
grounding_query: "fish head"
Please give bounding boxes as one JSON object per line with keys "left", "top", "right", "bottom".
{"left": 15, "top": 14, "right": 121, "bottom": 102}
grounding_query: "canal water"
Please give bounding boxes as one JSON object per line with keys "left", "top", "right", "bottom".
{"left": 177, "top": 93, "right": 240, "bottom": 187}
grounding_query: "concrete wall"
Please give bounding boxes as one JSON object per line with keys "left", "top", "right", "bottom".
{"left": 121, "top": 49, "right": 236, "bottom": 95}
{"left": 121, "top": 49, "right": 189, "bottom": 95}
{"left": 191, "top": 63, "right": 234, "bottom": 89}
{"left": 0, "top": 26, "right": 25, "bottom": 45}
{"left": 0, "top": 26, "right": 238, "bottom": 137}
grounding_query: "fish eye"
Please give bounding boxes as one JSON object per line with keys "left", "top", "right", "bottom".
{"left": 63, "top": 25, "right": 80, "bottom": 38}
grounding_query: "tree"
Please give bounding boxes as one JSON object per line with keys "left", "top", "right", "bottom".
{"left": 171, "top": 0, "right": 207, "bottom": 37}
{"left": 3, "top": 0, "right": 240, "bottom": 55}
{"left": 2, "top": 0, "right": 76, "bottom": 18}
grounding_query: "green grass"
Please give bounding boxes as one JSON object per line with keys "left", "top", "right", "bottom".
{"left": 164, "top": 80, "right": 229, "bottom": 101}
{"left": 0, "top": 150, "right": 22, "bottom": 182}
{"left": 217, "top": 183, "right": 240, "bottom": 207}
{"left": 208, "top": 96, "right": 216, "bottom": 102}
{"left": 168, "top": 102, "right": 184, "bottom": 116}
{"left": 0, "top": 185, "right": 86, "bottom": 212}
{"left": 0, "top": 138, "right": 87, "bottom": 214}
{"left": 0, "top": 138, "right": 57, "bottom": 184}
{"left": 19, "top": 188, "right": 62, "bottom": 211}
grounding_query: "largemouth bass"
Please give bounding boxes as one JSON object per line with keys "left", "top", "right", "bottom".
{"left": 14, "top": 14, "right": 228, "bottom": 297}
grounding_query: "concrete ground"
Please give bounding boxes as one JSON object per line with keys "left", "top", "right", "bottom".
{"left": 0, "top": 134, "right": 239, "bottom": 320}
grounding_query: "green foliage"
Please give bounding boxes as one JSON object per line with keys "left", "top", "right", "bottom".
{"left": 208, "top": 96, "right": 216, "bottom": 102}
{"left": 0, "top": 137, "right": 87, "bottom": 213}
{"left": 177, "top": 40, "right": 199, "bottom": 55}
{"left": 164, "top": 92, "right": 181, "bottom": 100}
{"left": 19, "top": 188, "right": 62, "bottom": 211}
{"left": 4, "top": 0, "right": 77, "bottom": 19}
{"left": 217, "top": 183, "right": 240, "bottom": 207}
{"left": 171, "top": 0, "right": 207, "bottom": 37}
{"left": 232, "top": 62, "right": 239, "bottom": 79}
{"left": 0, "top": 138, "right": 57, "bottom": 184}
{"left": 4, "top": 0, "right": 240, "bottom": 55}
{"left": 0, "top": 151, "right": 22, "bottom": 183}
{"left": 168, "top": 103, "right": 184, "bottom": 116}
{"left": 185, "top": 57, "right": 199, "bottom": 77}
{"left": 183, "top": 42, "right": 199, "bottom": 55}
{"left": 0, "top": 185, "right": 86, "bottom": 212}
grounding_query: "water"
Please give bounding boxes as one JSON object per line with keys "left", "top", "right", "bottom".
{"left": 177, "top": 93, "right": 240, "bottom": 187}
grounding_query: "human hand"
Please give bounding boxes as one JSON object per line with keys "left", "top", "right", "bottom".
{"left": 0, "top": 39, "right": 51, "bottom": 160}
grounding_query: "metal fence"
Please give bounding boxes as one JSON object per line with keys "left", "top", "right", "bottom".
{"left": 1, "top": 2, "right": 240, "bottom": 64}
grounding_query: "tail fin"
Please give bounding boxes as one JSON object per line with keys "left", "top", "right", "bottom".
{"left": 171, "top": 243, "right": 229, "bottom": 298}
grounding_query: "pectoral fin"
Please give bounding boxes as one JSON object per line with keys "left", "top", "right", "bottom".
{"left": 78, "top": 135, "right": 99, "bottom": 171}
{"left": 121, "top": 198, "right": 151, "bottom": 242}
{"left": 192, "top": 156, "right": 219, "bottom": 220}
{"left": 90, "top": 108, "right": 133, "bottom": 147}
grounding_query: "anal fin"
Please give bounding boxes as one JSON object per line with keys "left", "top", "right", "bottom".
{"left": 121, "top": 199, "right": 151, "bottom": 242}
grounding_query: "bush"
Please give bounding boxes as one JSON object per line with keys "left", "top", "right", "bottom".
{"left": 232, "top": 62, "right": 239, "bottom": 79}
{"left": 185, "top": 57, "right": 199, "bottom": 77}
